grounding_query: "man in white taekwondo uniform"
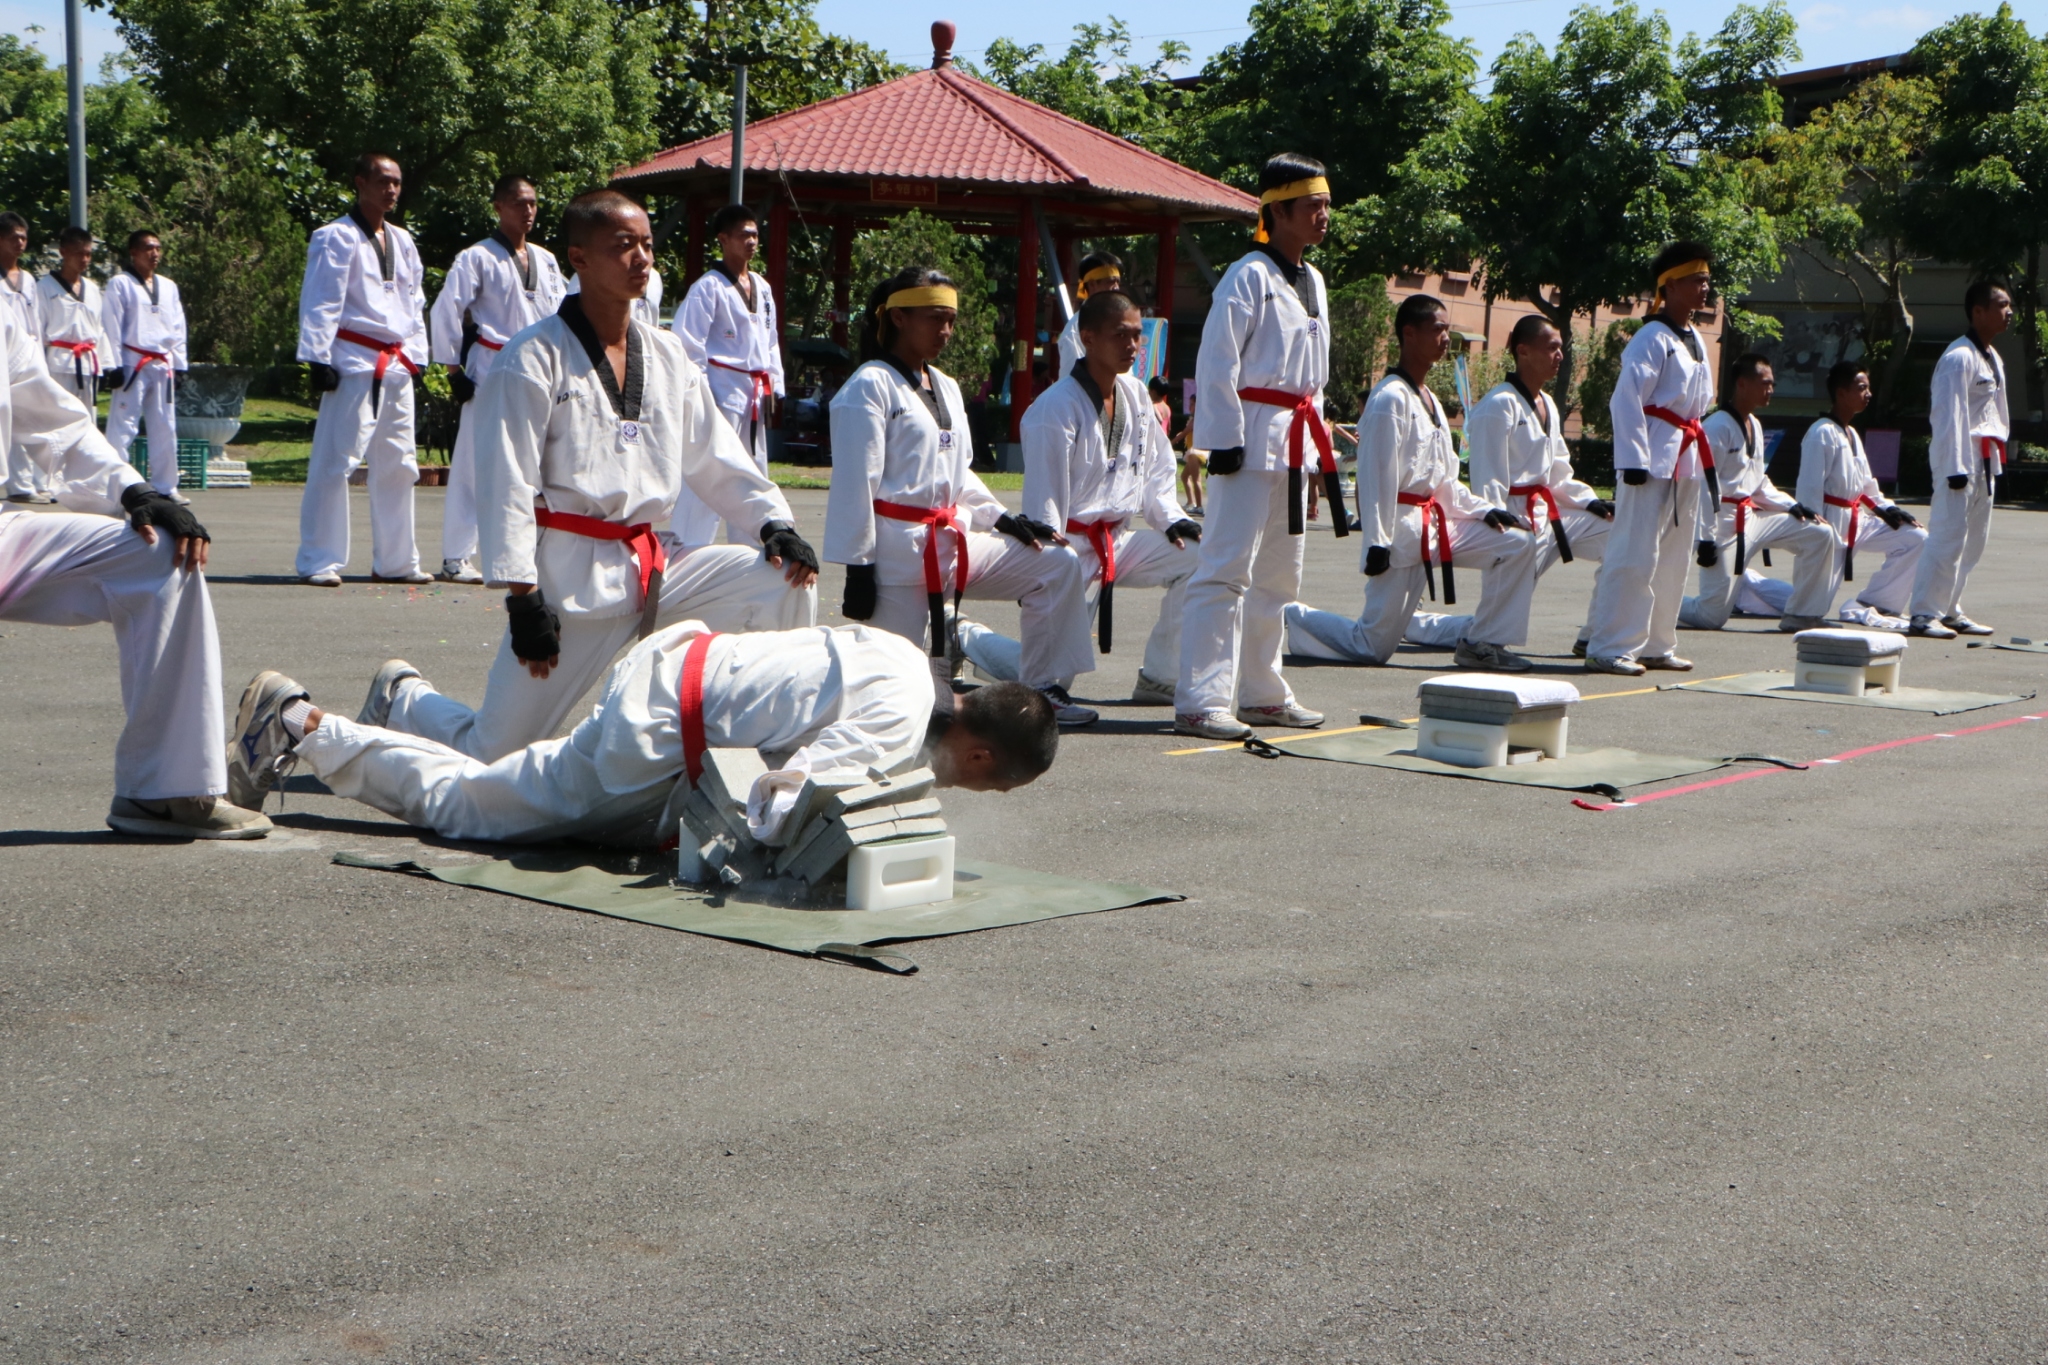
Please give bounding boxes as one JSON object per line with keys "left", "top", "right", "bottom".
{"left": 1678, "top": 352, "right": 1841, "bottom": 632}
{"left": 0, "top": 210, "right": 47, "bottom": 503}
{"left": 229, "top": 625, "right": 1058, "bottom": 848}
{"left": 430, "top": 173, "right": 567, "bottom": 585}
{"left": 37, "top": 226, "right": 112, "bottom": 414}
{"left": 1797, "top": 359, "right": 1925, "bottom": 630}
{"left": 101, "top": 229, "right": 190, "bottom": 500}
{"left": 1403, "top": 314, "right": 1616, "bottom": 656}
{"left": 1582, "top": 242, "right": 1718, "bottom": 677}
{"left": 1175, "top": 154, "right": 1347, "bottom": 741}
{"left": 826, "top": 267, "right": 1097, "bottom": 727}
{"left": 1284, "top": 294, "right": 1540, "bottom": 670}
{"left": 295, "top": 153, "right": 431, "bottom": 586}
{"left": 0, "top": 294, "right": 270, "bottom": 839}
{"left": 1907, "top": 281, "right": 2012, "bottom": 639}
{"left": 672, "top": 204, "right": 785, "bottom": 478}
{"left": 956, "top": 289, "right": 1203, "bottom": 703}
{"left": 369, "top": 191, "right": 817, "bottom": 764}
{"left": 1054, "top": 250, "right": 1123, "bottom": 375}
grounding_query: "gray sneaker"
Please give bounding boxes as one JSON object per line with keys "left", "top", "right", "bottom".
{"left": 1454, "top": 639, "right": 1533, "bottom": 672}
{"left": 1908, "top": 615, "right": 1958, "bottom": 639}
{"left": 1236, "top": 702, "right": 1325, "bottom": 728}
{"left": 1641, "top": 653, "right": 1694, "bottom": 671}
{"left": 437, "top": 557, "right": 484, "bottom": 584}
{"left": 1039, "top": 684, "right": 1099, "bottom": 728}
{"left": 228, "top": 670, "right": 310, "bottom": 810}
{"left": 107, "top": 794, "right": 272, "bottom": 840}
{"left": 1943, "top": 614, "right": 1993, "bottom": 636}
{"left": 357, "top": 658, "right": 421, "bottom": 728}
{"left": 1176, "top": 709, "right": 1252, "bottom": 740}
{"left": 1777, "top": 614, "right": 1827, "bottom": 632}
{"left": 1130, "top": 670, "right": 1175, "bottom": 705}
{"left": 1585, "top": 655, "right": 1647, "bottom": 676}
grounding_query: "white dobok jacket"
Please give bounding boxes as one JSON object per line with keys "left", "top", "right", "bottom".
{"left": 1357, "top": 370, "right": 1494, "bottom": 568}
{"left": 672, "top": 267, "right": 785, "bottom": 410}
{"left": 1797, "top": 416, "right": 1900, "bottom": 540}
{"left": 1705, "top": 410, "right": 1795, "bottom": 511}
{"left": 1021, "top": 366, "right": 1185, "bottom": 534}
{"left": 1464, "top": 379, "right": 1598, "bottom": 526}
{"left": 101, "top": 271, "right": 188, "bottom": 372}
{"left": 430, "top": 234, "right": 566, "bottom": 384}
{"left": 473, "top": 302, "right": 790, "bottom": 620}
{"left": 1928, "top": 334, "right": 2010, "bottom": 482}
{"left": 1608, "top": 317, "right": 1716, "bottom": 479}
{"left": 297, "top": 212, "right": 428, "bottom": 374}
{"left": 1192, "top": 248, "right": 1330, "bottom": 472}
{"left": 35, "top": 273, "right": 111, "bottom": 375}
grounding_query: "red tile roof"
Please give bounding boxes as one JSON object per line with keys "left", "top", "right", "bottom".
{"left": 614, "top": 66, "right": 1257, "bottom": 221}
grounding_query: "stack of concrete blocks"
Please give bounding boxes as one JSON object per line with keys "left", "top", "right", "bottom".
{"left": 1413, "top": 674, "right": 1580, "bottom": 769}
{"left": 677, "top": 751, "right": 953, "bottom": 909}
{"left": 1791, "top": 628, "right": 1906, "bottom": 696}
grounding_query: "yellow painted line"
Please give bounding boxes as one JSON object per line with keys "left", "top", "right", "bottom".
{"left": 1159, "top": 672, "right": 1751, "bottom": 755}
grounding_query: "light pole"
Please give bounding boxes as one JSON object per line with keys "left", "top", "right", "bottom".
{"left": 64, "top": 0, "right": 87, "bottom": 228}
{"left": 729, "top": 63, "right": 747, "bottom": 208}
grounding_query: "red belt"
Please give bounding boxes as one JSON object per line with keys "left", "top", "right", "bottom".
{"left": 874, "top": 499, "right": 968, "bottom": 657}
{"left": 533, "top": 508, "right": 668, "bottom": 638}
{"left": 473, "top": 336, "right": 505, "bottom": 352}
{"left": 47, "top": 338, "right": 100, "bottom": 387}
{"left": 709, "top": 359, "right": 774, "bottom": 426}
{"left": 677, "top": 629, "right": 720, "bottom": 788}
{"left": 336, "top": 328, "right": 422, "bottom": 416}
{"left": 1068, "top": 515, "right": 1124, "bottom": 654}
{"left": 1510, "top": 482, "right": 1573, "bottom": 562}
{"left": 1642, "top": 405, "right": 1713, "bottom": 472}
{"left": 1397, "top": 491, "right": 1455, "bottom": 604}
{"left": 1722, "top": 494, "right": 1753, "bottom": 570}
{"left": 121, "top": 344, "right": 170, "bottom": 392}
{"left": 1824, "top": 493, "right": 1879, "bottom": 582}
{"left": 1978, "top": 435, "right": 2007, "bottom": 483}
{"left": 1237, "top": 386, "right": 1345, "bottom": 539}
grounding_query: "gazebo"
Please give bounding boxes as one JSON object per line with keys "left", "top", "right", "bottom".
{"left": 611, "top": 21, "right": 1258, "bottom": 440}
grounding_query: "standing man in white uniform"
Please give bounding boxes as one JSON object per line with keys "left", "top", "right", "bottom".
{"left": 1678, "top": 353, "right": 1840, "bottom": 632}
{"left": 101, "top": 229, "right": 190, "bottom": 500}
{"left": 956, "top": 289, "right": 1203, "bottom": 703}
{"left": 0, "top": 293, "right": 269, "bottom": 839}
{"left": 1908, "top": 281, "right": 2011, "bottom": 638}
{"left": 672, "top": 203, "right": 784, "bottom": 478}
{"left": 368, "top": 191, "right": 818, "bottom": 764}
{"left": 0, "top": 211, "right": 46, "bottom": 503}
{"left": 1176, "top": 153, "right": 1344, "bottom": 741}
{"left": 1583, "top": 242, "right": 1717, "bottom": 677}
{"left": 826, "top": 266, "right": 1097, "bottom": 727}
{"left": 229, "top": 624, "right": 1057, "bottom": 846}
{"left": 37, "top": 226, "right": 111, "bottom": 413}
{"left": 295, "top": 153, "right": 430, "bottom": 587}
{"left": 1284, "top": 295, "right": 1540, "bottom": 669}
{"left": 1793, "top": 359, "right": 1923, "bottom": 631}
{"left": 430, "top": 173, "right": 567, "bottom": 584}
{"left": 1055, "top": 250, "right": 1122, "bottom": 374}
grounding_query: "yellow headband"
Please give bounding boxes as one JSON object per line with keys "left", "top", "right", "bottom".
{"left": 1254, "top": 176, "right": 1330, "bottom": 242}
{"left": 1079, "top": 264, "right": 1120, "bottom": 291}
{"left": 879, "top": 285, "right": 958, "bottom": 317}
{"left": 1654, "top": 259, "right": 1710, "bottom": 299}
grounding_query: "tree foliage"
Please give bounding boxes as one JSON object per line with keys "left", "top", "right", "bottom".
{"left": 851, "top": 211, "right": 997, "bottom": 389}
{"left": 977, "top": 21, "right": 1186, "bottom": 147}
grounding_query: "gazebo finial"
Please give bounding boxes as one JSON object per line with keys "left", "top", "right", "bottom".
{"left": 931, "top": 20, "right": 957, "bottom": 69}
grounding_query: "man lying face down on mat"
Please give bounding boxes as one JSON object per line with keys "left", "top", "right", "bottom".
{"left": 223, "top": 622, "right": 1058, "bottom": 848}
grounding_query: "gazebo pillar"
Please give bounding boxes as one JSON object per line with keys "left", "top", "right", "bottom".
{"left": 831, "top": 218, "right": 852, "bottom": 349}
{"left": 1011, "top": 207, "right": 1040, "bottom": 441}
{"left": 1156, "top": 219, "right": 1179, "bottom": 368}
{"left": 685, "top": 203, "right": 705, "bottom": 286}
{"left": 766, "top": 199, "right": 791, "bottom": 404}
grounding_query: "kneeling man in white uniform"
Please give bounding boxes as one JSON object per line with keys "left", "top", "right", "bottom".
{"left": 228, "top": 624, "right": 1057, "bottom": 847}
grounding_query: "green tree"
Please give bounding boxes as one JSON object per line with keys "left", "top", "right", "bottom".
{"left": 100, "top": 0, "right": 661, "bottom": 262}
{"left": 153, "top": 132, "right": 313, "bottom": 365}
{"left": 1901, "top": 5, "right": 2048, "bottom": 413}
{"left": 1754, "top": 73, "right": 1937, "bottom": 418}
{"left": 0, "top": 42, "right": 172, "bottom": 246}
{"left": 1459, "top": 1, "right": 1800, "bottom": 415}
{"left": 851, "top": 211, "right": 996, "bottom": 389}
{"left": 977, "top": 20, "right": 1187, "bottom": 147}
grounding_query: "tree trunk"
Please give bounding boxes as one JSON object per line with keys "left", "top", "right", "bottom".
{"left": 1533, "top": 292, "right": 1578, "bottom": 422}
{"left": 1878, "top": 261, "right": 1915, "bottom": 422}
{"left": 2020, "top": 243, "right": 2043, "bottom": 420}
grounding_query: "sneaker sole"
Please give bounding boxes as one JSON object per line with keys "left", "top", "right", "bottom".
{"left": 106, "top": 812, "right": 272, "bottom": 840}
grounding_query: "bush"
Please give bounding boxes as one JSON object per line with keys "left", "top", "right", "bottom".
{"left": 1576, "top": 317, "right": 1644, "bottom": 439}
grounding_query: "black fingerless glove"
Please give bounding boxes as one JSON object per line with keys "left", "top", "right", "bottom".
{"left": 1788, "top": 502, "right": 1818, "bottom": 522}
{"left": 1695, "top": 539, "right": 1718, "bottom": 568}
{"left": 1948, "top": 473, "right": 1969, "bottom": 490}
{"left": 1483, "top": 508, "right": 1525, "bottom": 532}
{"left": 1363, "top": 544, "right": 1392, "bottom": 576}
{"left": 120, "top": 484, "right": 210, "bottom": 543}
{"left": 447, "top": 369, "right": 477, "bottom": 405}
{"left": 1583, "top": 498, "right": 1615, "bottom": 520}
{"left": 841, "top": 563, "right": 877, "bottom": 620}
{"left": 1207, "top": 446, "right": 1245, "bottom": 476}
{"left": 505, "top": 589, "right": 561, "bottom": 663}
{"left": 308, "top": 361, "right": 341, "bottom": 393}
{"left": 101, "top": 367, "right": 125, "bottom": 392}
{"left": 995, "top": 513, "right": 1058, "bottom": 546}
{"left": 759, "top": 520, "right": 819, "bottom": 573}
{"left": 1166, "top": 518, "right": 1202, "bottom": 545}
{"left": 1621, "top": 468, "right": 1649, "bottom": 486}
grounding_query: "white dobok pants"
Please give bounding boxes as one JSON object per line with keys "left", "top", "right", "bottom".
{"left": 296, "top": 370, "right": 420, "bottom": 580}
{"left": 0, "top": 510, "right": 224, "bottom": 799}
{"left": 1583, "top": 475, "right": 1702, "bottom": 664}
{"left": 1678, "top": 507, "right": 1839, "bottom": 630}
{"left": 954, "top": 524, "right": 1195, "bottom": 689}
{"left": 440, "top": 399, "right": 482, "bottom": 565}
{"left": 1178, "top": 469, "right": 1309, "bottom": 713}
{"left": 1405, "top": 506, "right": 1613, "bottom": 650}
{"left": 1833, "top": 513, "right": 1925, "bottom": 618}
{"left": 868, "top": 530, "right": 1094, "bottom": 691}
{"left": 106, "top": 367, "right": 180, "bottom": 496}
{"left": 1909, "top": 475, "right": 1994, "bottom": 621}
{"left": 389, "top": 540, "right": 816, "bottom": 763}
{"left": 1284, "top": 517, "right": 1539, "bottom": 666}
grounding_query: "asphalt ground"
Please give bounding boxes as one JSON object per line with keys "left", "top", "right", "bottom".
{"left": 5, "top": 486, "right": 2048, "bottom": 1363}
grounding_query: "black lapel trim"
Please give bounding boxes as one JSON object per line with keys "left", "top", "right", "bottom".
{"left": 1387, "top": 367, "right": 1445, "bottom": 428}
{"left": 710, "top": 261, "right": 758, "bottom": 313}
{"left": 491, "top": 231, "right": 536, "bottom": 292}
{"left": 879, "top": 353, "right": 949, "bottom": 430}
{"left": 1255, "top": 243, "right": 1319, "bottom": 318}
{"left": 1646, "top": 313, "right": 1704, "bottom": 364}
{"left": 1507, "top": 372, "right": 1549, "bottom": 428}
{"left": 558, "top": 294, "right": 643, "bottom": 422}
{"left": 349, "top": 208, "right": 394, "bottom": 282}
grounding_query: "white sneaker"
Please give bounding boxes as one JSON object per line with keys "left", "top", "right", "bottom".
{"left": 1130, "top": 670, "right": 1175, "bottom": 705}
{"left": 1908, "top": 615, "right": 1958, "bottom": 639}
{"left": 437, "top": 558, "right": 484, "bottom": 584}
{"left": 357, "top": 658, "right": 421, "bottom": 728}
{"left": 1454, "top": 639, "right": 1533, "bottom": 672}
{"left": 1175, "top": 709, "right": 1252, "bottom": 740}
{"left": 371, "top": 569, "right": 434, "bottom": 585}
{"left": 228, "top": 670, "right": 309, "bottom": 810}
{"left": 165, "top": 489, "right": 193, "bottom": 505}
{"left": 1585, "top": 655, "right": 1646, "bottom": 676}
{"left": 1641, "top": 653, "right": 1694, "bottom": 671}
{"left": 301, "top": 571, "right": 342, "bottom": 588}
{"left": 1943, "top": 614, "right": 1993, "bottom": 636}
{"left": 107, "top": 794, "right": 271, "bottom": 840}
{"left": 1236, "top": 702, "right": 1325, "bottom": 728}
{"left": 1039, "top": 684, "right": 1099, "bottom": 728}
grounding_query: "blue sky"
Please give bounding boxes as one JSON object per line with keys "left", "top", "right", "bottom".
{"left": 16, "top": 0, "right": 2048, "bottom": 86}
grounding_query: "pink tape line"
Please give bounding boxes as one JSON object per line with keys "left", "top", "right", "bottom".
{"left": 1573, "top": 711, "right": 2048, "bottom": 812}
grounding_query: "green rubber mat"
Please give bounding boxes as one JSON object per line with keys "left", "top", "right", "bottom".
{"left": 1660, "top": 671, "right": 2031, "bottom": 714}
{"left": 1968, "top": 638, "right": 2048, "bottom": 654}
{"left": 335, "top": 851, "right": 1183, "bottom": 973}
{"left": 1242, "top": 727, "right": 1765, "bottom": 798}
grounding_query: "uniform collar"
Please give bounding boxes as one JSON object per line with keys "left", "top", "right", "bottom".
{"left": 557, "top": 294, "right": 643, "bottom": 422}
